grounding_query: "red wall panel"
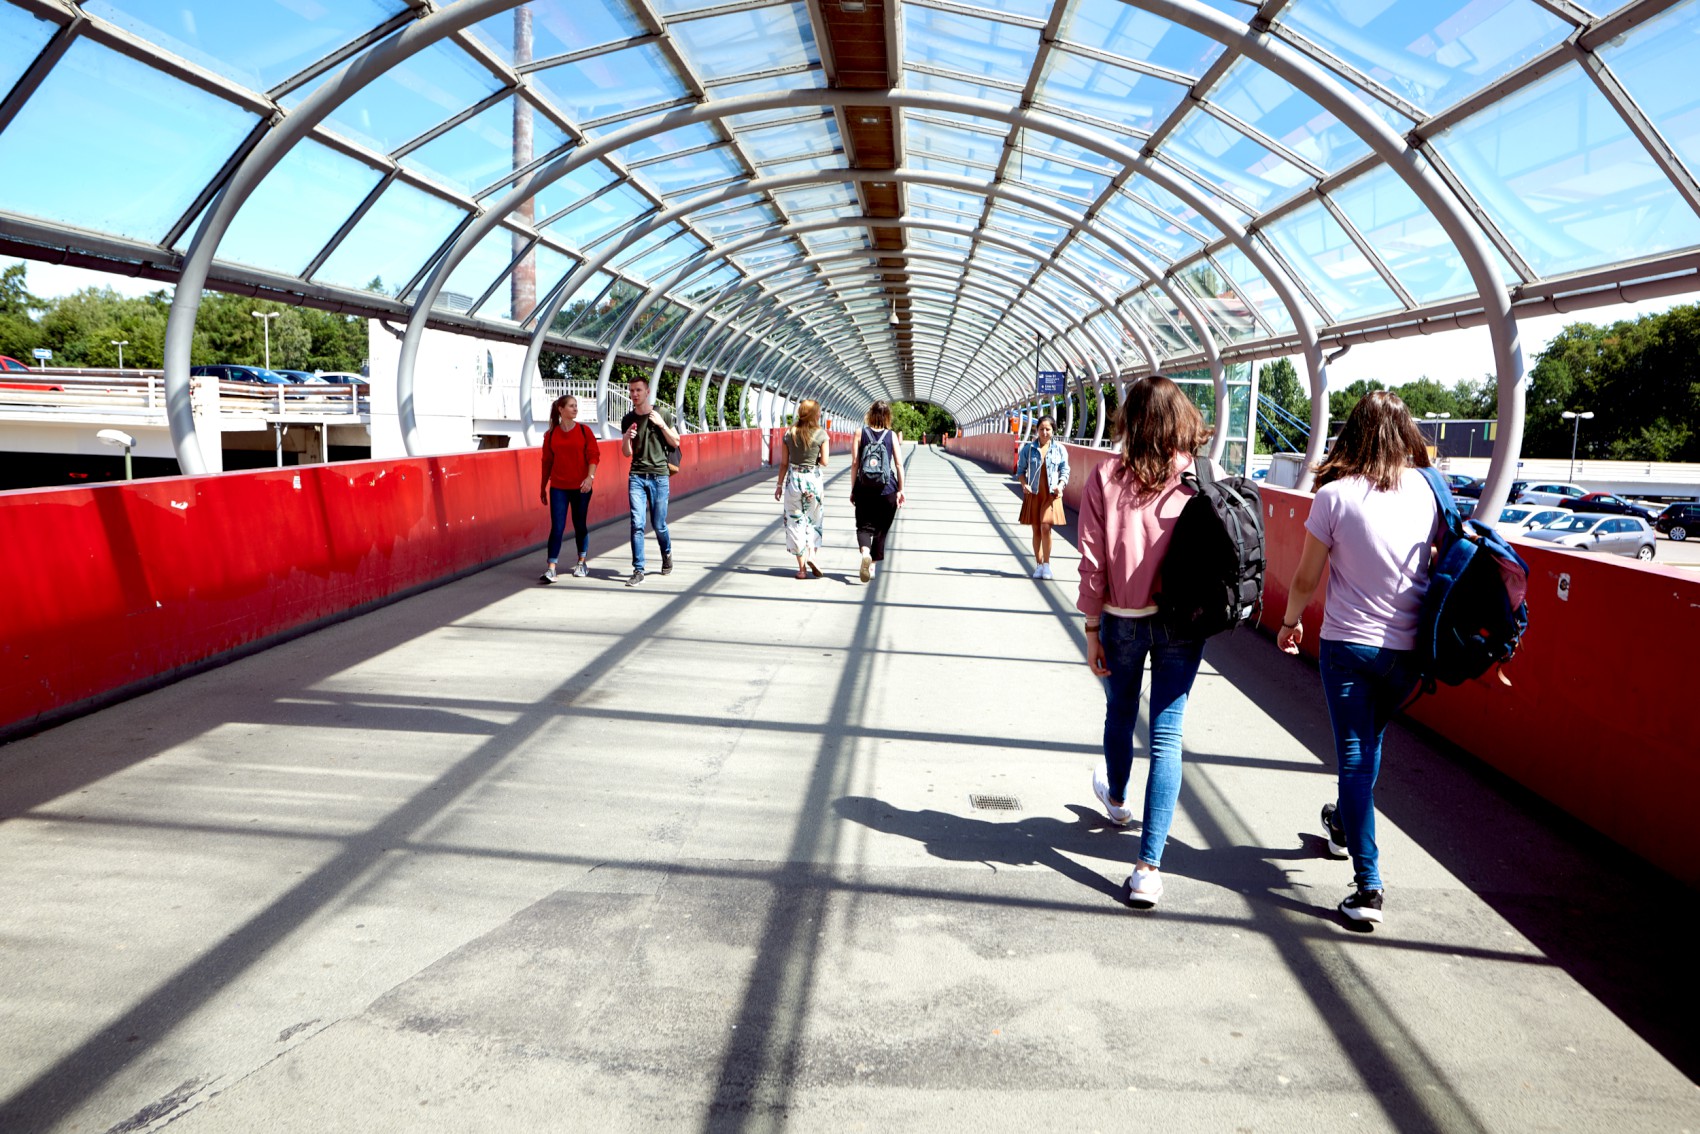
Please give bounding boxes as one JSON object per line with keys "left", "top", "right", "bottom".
{"left": 0, "top": 430, "right": 764, "bottom": 737}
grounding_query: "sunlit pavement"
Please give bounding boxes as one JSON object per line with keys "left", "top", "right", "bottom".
{"left": 1, "top": 445, "right": 1694, "bottom": 1133}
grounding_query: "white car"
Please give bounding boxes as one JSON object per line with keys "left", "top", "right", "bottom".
{"left": 1494, "top": 505, "right": 1570, "bottom": 538}
{"left": 1520, "top": 513, "right": 1657, "bottom": 560}
{"left": 1516, "top": 481, "right": 1587, "bottom": 507}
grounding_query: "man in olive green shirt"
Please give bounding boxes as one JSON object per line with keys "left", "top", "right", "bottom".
{"left": 620, "top": 375, "right": 680, "bottom": 586}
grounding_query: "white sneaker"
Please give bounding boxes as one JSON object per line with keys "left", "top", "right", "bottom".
{"left": 868, "top": 562, "right": 876, "bottom": 579}
{"left": 573, "top": 560, "right": 588, "bottom": 578}
{"left": 1041, "top": 563, "right": 1054, "bottom": 579}
{"left": 859, "top": 550, "right": 872, "bottom": 583}
{"left": 1126, "top": 868, "right": 1164, "bottom": 907}
{"left": 539, "top": 566, "right": 556, "bottom": 584}
{"left": 1032, "top": 564, "right": 1046, "bottom": 579}
{"left": 1092, "top": 768, "right": 1133, "bottom": 826}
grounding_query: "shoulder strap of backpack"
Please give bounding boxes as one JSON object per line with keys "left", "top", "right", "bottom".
{"left": 1417, "top": 467, "right": 1462, "bottom": 537}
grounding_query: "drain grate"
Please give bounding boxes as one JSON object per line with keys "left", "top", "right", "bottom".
{"left": 969, "top": 793, "right": 1022, "bottom": 811}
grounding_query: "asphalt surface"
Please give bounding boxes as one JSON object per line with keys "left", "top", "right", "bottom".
{"left": 1, "top": 445, "right": 1695, "bottom": 1133}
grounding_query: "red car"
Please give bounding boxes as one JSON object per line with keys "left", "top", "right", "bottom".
{"left": 0, "top": 355, "right": 32, "bottom": 373}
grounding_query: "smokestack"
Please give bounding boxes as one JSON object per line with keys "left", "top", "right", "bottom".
{"left": 511, "top": 6, "right": 537, "bottom": 322}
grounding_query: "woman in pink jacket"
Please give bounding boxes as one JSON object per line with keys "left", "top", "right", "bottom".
{"left": 1076, "top": 376, "right": 1211, "bottom": 907}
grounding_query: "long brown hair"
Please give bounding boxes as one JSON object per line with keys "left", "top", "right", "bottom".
{"left": 866, "top": 400, "right": 891, "bottom": 428}
{"left": 790, "top": 398, "right": 821, "bottom": 449}
{"left": 1313, "top": 390, "right": 1430, "bottom": 492}
{"left": 1114, "top": 376, "right": 1210, "bottom": 495}
{"left": 549, "top": 394, "right": 576, "bottom": 432}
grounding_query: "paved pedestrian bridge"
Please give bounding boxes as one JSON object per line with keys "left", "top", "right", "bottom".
{"left": 2, "top": 445, "right": 1693, "bottom": 1133}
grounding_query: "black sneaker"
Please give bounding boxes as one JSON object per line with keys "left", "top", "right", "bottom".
{"left": 1339, "top": 888, "right": 1383, "bottom": 925}
{"left": 626, "top": 569, "right": 645, "bottom": 587}
{"left": 1320, "top": 802, "right": 1349, "bottom": 859}
{"left": 661, "top": 553, "right": 673, "bottom": 575}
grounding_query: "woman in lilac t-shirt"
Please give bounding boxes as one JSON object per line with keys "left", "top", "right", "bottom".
{"left": 1277, "top": 392, "right": 1438, "bottom": 928}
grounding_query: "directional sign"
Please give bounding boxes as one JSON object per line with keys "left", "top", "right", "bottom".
{"left": 32, "top": 348, "right": 51, "bottom": 361}
{"left": 1036, "top": 369, "right": 1066, "bottom": 394}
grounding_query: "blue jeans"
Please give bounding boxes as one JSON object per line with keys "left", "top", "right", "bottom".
{"left": 628, "top": 473, "right": 671, "bottom": 571}
{"left": 1319, "top": 639, "right": 1422, "bottom": 892}
{"left": 1101, "top": 614, "right": 1205, "bottom": 868}
{"left": 548, "top": 487, "right": 591, "bottom": 561}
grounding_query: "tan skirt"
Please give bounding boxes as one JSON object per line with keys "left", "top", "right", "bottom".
{"left": 1020, "top": 492, "right": 1065, "bottom": 525}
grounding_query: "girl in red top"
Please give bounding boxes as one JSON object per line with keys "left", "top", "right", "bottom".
{"left": 538, "top": 395, "right": 600, "bottom": 582}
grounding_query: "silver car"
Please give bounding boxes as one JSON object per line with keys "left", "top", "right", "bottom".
{"left": 1495, "top": 506, "right": 1570, "bottom": 538}
{"left": 1521, "top": 513, "right": 1656, "bottom": 561}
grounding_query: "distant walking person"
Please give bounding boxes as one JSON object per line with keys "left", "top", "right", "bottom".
{"left": 621, "top": 375, "right": 679, "bottom": 587}
{"left": 1016, "top": 414, "right": 1070, "bottom": 579}
{"left": 1278, "top": 392, "right": 1439, "bottom": 928}
{"left": 1077, "top": 378, "right": 1212, "bottom": 907}
{"left": 776, "top": 399, "right": 829, "bottom": 579}
{"left": 538, "top": 394, "right": 600, "bottom": 582}
{"left": 851, "top": 401, "right": 904, "bottom": 583}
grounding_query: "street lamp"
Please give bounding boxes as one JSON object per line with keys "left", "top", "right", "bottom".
{"left": 1561, "top": 410, "right": 1594, "bottom": 481}
{"left": 110, "top": 339, "right": 128, "bottom": 370}
{"left": 251, "top": 310, "right": 279, "bottom": 370}
{"left": 97, "top": 428, "right": 135, "bottom": 481}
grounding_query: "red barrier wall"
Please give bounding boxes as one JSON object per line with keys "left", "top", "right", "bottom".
{"left": 1255, "top": 485, "right": 1700, "bottom": 886}
{"left": 769, "top": 428, "right": 859, "bottom": 468}
{"left": 943, "top": 434, "right": 1110, "bottom": 512}
{"left": 0, "top": 429, "right": 764, "bottom": 738}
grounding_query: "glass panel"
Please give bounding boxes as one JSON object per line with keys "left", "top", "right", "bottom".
{"left": 904, "top": 65, "right": 1022, "bottom": 111}
{"left": 221, "top": 140, "right": 383, "bottom": 276}
{"left": 1207, "top": 58, "right": 1369, "bottom": 174}
{"left": 714, "top": 72, "right": 829, "bottom": 132}
{"left": 0, "top": 38, "right": 259, "bottom": 242}
{"left": 987, "top": 204, "right": 1070, "bottom": 246}
{"left": 1210, "top": 241, "right": 1305, "bottom": 334}
{"left": 404, "top": 97, "right": 571, "bottom": 197}
{"left": 737, "top": 117, "right": 841, "bottom": 168}
{"left": 548, "top": 182, "right": 651, "bottom": 248}
{"left": 1432, "top": 61, "right": 1700, "bottom": 278}
{"left": 1176, "top": 260, "right": 1259, "bottom": 343}
{"left": 313, "top": 181, "right": 467, "bottom": 298}
{"left": 1127, "top": 289, "right": 1188, "bottom": 352}
{"left": 668, "top": 3, "right": 817, "bottom": 83}
{"left": 1036, "top": 49, "right": 1189, "bottom": 137}
{"left": 1160, "top": 108, "right": 1311, "bottom": 211}
{"left": 1062, "top": 0, "right": 1226, "bottom": 79}
{"left": 469, "top": 1, "right": 644, "bottom": 65}
{"left": 1263, "top": 200, "right": 1403, "bottom": 322}
{"left": 694, "top": 202, "right": 781, "bottom": 240}
{"left": 0, "top": 4, "right": 59, "bottom": 104}
{"left": 1277, "top": 0, "right": 1571, "bottom": 116}
{"left": 904, "top": 5, "right": 1043, "bottom": 85}
{"left": 1063, "top": 231, "right": 1146, "bottom": 292}
{"left": 579, "top": 278, "right": 646, "bottom": 345}
{"left": 618, "top": 122, "right": 718, "bottom": 164}
{"left": 534, "top": 161, "right": 618, "bottom": 223}
{"left": 909, "top": 120, "right": 1008, "bottom": 168}
{"left": 1099, "top": 186, "right": 1205, "bottom": 262}
{"left": 771, "top": 184, "right": 857, "bottom": 217}
{"left": 84, "top": 0, "right": 405, "bottom": 92}
{"left": 531, "top": 42, "right": 688, "bottom": 125}
{"left": 1599, "top": 0, "right": 1700, "bottom": 182}
{"left": 525, "top": 244, "right": 577, "bottom": 321}
{"left": 439, "top": 225, "right": 521, "bottom": 315}
{"left": 551, "top": 271, "right": 615, "bottom": 337}
{"left": 1329, "top": 163, "right": 1517, "bottom": 303}
{"left": 1009, "top": 149, "right": 1113, "bottom": 206}
{"left": 628, "top": 233, "right": 706, "bottom": 282}
{"left": 634, "top": 146, "right": 745, "bottom": 197}
{"left": 318, "top": 41, "right": 503, "bottom": 154}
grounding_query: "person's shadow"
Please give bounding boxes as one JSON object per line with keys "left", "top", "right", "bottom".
{"left": 835, "top": 796, "right": 1332, "bottom": 918}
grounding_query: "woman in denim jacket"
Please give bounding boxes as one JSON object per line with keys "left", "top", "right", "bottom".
{"left": 1016, "top": 415, "right": 1070, "bottom": 579}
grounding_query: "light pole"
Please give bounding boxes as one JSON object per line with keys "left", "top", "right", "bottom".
{"left": 251, "top": 310, "right": 279, "bottom": 370}
{"left": 1561, "top": 410, "right": 1594, "bottom": 481}
{"left": 110, "top": 339, "right": 128, "bottom": 370}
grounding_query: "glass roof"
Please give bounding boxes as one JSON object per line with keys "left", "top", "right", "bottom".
{"left": 0, "top": 0, "right": 1695, "bottom": 422}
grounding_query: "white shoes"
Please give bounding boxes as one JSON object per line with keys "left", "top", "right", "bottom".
{"left": 1092, "top": 768, "right": 1134, "bottom": 826}
{"left": 540, "top": 565, "right": 556, "bottom": 584}
{"left": 1126, "top": 868, "right": 1164, "bottom": 907}
{"left": 1031, "top": 563, "right": 1053, "bottom": 579}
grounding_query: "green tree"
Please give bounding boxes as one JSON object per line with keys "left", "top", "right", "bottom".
{"left": 1256, "top": 358, "right": 1309, "bottom": 454}
{"left": 1328, "top": 379, "right": 1385, "bottom": 426}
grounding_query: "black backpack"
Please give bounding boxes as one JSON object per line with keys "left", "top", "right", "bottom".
{"left": 1158, "top": 460, "right": 1266, "bottom": 638}
{"left": 1414, "top": 468, "right": 1529, "bottom": 687}
{"left": 858, "top": 428, "right": 896, "bottom": 490}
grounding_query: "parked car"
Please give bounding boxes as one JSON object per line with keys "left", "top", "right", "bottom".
{"left": 1654, "top": 501, "right": 1700, "bottom": 541}
{"left": 190, "top": 364, "right": 293, "bottom": 385}
{"left": 277, "top": 369, "right": 326, "bottom": 384}
{"left": 1456, "top": 478, "right": 1524, "bottom": 500}
{"left": 1559, "top": 492, "right": 1657, "bottom": 522}
{"left": 1521, "top": 513, "right": 1657, "bottom": 560}
{"left": 1516, "top": 481, "right": 1587, "bottom": 506}
{"left": 1450, "top": 475, "right": 1484, "bottom": 498}
{"left": 1493, "top": 505, "right": 1571, "bottom": 537}
{"left": 315, "top": 371, "right": 370, "bottom": 393}
{"left": 0, "top": 355, "right": 32, "bottom": 372}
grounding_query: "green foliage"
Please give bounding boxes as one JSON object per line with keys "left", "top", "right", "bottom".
{"left": 1328, "top": 378, "right": 1385, "bottom": 424}
{"left": 1523, "top": 304, "right": 1700, "bottom": 462}
{"left": 1255, "top": 358, "right": 1309, "bottom": 454}
{"left": 891, "top": 400, "right": 958, "bottom": 440}
{"left": 0, "top": 264, "right": 368, "bottom": 373}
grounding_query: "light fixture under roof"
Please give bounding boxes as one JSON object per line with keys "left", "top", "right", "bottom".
{"left": 839, "top": 0, "right": 868, "bottom": 11}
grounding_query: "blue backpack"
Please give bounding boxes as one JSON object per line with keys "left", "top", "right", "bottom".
{"left": 1415, "top": 468, "right": 1530, "bottom": 688}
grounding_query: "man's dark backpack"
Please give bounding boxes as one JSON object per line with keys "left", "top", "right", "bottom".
{"left": 1158, "top": 461, "right": 1265, "bottom": 638}
{"left": 1414, "top": 468, "right": 1529, "bottom": 687}
{"left": 858, "top": 427, "right": 896, "bottom": 490}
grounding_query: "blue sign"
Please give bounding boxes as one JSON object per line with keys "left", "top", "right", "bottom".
{"left": 32, "top": 348, "right": 51, "bottom": 361}
{"left": 1037, "top": 370, "right": 1066, "bottom": 394}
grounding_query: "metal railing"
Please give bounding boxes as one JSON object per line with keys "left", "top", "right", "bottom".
{"left": 0, "top": 372, "right": 364, "bottom": 418}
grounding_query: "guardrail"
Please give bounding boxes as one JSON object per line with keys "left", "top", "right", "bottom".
{"left": 0, "top": 373, "right": 364, "bottom": 418}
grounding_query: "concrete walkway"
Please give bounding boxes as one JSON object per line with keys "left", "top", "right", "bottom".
{"left": 1, "top": 444, "right": 1694, "bottom": 1133}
